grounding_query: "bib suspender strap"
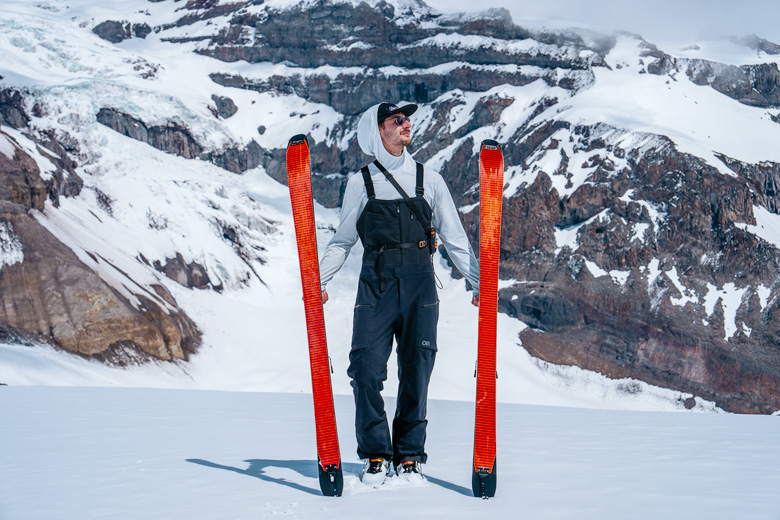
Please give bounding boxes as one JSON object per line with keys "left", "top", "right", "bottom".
{"left": 364, "top": 160, "right": 424, "bottom": 201}
{"left": 416, "top": 161, "right": 424, "bottom": 196}
{"left": 372, "top": 160, "right": 411, "bottom": 200}
{"left": 362, "top": 161, "right": 436, "bottom": 291}
{"left": 361, "top": 166, "right": 375, "bottom": 199}
{"left": 372, "top": 160, "right": 437, "bottom": 257}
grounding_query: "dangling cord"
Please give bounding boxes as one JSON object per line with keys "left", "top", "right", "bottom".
{"left": 431, "top": 255, "right": 443, "bottom": 289}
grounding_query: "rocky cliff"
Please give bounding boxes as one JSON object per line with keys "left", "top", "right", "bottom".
{"left": 0, "top": 93, "right": 200, "bottom": 364}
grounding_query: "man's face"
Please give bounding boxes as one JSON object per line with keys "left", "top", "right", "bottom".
{"left": 378, "top": 114, "right": 412, "bottom": 154}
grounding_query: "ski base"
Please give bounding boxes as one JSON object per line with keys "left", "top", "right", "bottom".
{"left": 318, "top": 462, "right": 343, "bottom": 497}
{"left": 471, "top": 459, "right": 497, "bottom": 498}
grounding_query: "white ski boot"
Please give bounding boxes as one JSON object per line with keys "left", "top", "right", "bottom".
{"left": 362, "top": 458, "right": 389, "bottom": 487}
{"left": 396, "top": 460, "right": 426, "bottom": 485}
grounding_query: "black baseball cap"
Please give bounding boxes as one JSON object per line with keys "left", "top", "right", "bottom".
{"left": 377, "top": 102, "right": 418, "bottom": 123}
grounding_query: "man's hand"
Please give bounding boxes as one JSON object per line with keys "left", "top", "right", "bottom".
{"left": 322, "top": 289, "right": 329, "bottom": 305}
{"left": 471, "top": 294, "right": 479, "bottom": 307}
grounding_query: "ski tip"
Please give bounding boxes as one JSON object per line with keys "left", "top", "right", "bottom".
{"left": 318, "top": 463, "right": 344, "bottom": 497}
{"left": 288, "top": 134, "right": 308, "bottom": 147}
{"left": 481, "top": 139, "right": 500, "bottom": 151}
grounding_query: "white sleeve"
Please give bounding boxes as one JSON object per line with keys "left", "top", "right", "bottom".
{"left": 318, "top": 174, "right": 366, "bottom": 291}
{"left": 431, "top": 176, "right": 480, "bottom": 294}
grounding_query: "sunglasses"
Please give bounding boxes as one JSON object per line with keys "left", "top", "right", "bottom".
{"left": 389, "top": 115, "right": 411, "bottom": 126}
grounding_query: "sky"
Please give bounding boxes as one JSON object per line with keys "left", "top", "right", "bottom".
{"left": 424, "top": 0, "right": 780, "bottom": 48}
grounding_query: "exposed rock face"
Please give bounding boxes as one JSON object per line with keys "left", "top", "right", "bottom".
{"left": 487, "top": 128, "right": 780, "bottom": 414}
{"left": 153, "top": 254, "right": 213, "bottom": 291}
{"left": 0, "top": 89, "right": 29, "bottom": 129}
{"left": 96, "top": 108, "right": 204, "bottom": 159}
{"left": 734, "top": 34, "right": 780, "bottom": 55}
{"left": 686, "top": 61, "right": 780, "bottom": 108}
{"left": 0, "top": 130, "right": 47, "bottom": 210}
{"left": 0, "top": 199, "right": 200, "bottom": 362}
{"left": 642, "top": 43, "right": 780, "bottom": 108}
{"left": 92, "top": 20, "right": 152, "bottom": 43}
{"left": 0, "top": 98, "right": 201, "bottom": 364}
{"left": 209, "top": 65, "right": 580, "bottom": 116}
{"left": 196, "top": 1, "right": 600, "bottom": 119}
{"left": 195, "top": 3, "right": 600, "bottom": 70}
{"left": 96, "top": 107, "right": 270, "bottom": 174}
{"left": 430, "top": 119, "right": 780, "bottom": 402}
{"left": 94, "top": 106, "right": 352, "bottom": 205}
{"left": 210, "top": 95, "right": 238, "bottom": 119}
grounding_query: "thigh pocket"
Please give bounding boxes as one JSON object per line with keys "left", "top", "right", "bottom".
{"left": 351, "top": 304, "right": 375, "bottom": 351}
{"left": 416, "top": 301, "right": 439, "bottom": 351}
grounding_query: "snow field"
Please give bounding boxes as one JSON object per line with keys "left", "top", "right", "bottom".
{"left": 1, "top": 386, "right": 778, "bottom": 520}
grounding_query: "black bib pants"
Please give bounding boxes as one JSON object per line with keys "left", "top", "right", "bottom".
{"left": 347, "top": 164, "right": 438, "bottom": 466}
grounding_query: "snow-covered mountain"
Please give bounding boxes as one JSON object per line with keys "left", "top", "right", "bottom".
{"left": 1, "top": 0, "right": 780, "bottom": 414}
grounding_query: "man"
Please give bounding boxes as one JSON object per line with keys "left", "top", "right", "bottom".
{"left": 319, "top": 102, "right": 479, "bottom": 486}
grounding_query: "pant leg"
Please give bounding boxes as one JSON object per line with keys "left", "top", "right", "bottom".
{"left": 347, "top": 266, "right": 398, "bottom": 461}
{"left": 392, "top": 266, "right": 438, "bottom": 466}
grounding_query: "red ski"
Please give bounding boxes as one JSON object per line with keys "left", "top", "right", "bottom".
{"left": 472, "top": 139, "right": 503, "bottom": 498}
{"left": 286, "top": 134, "right": 343, "bottom": 497}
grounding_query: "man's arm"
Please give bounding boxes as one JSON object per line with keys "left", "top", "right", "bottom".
{"left": 430, "top": 174, "right": 480, "bottom": 299}
{"left": 318, "top": 174, "right": 366, "bottom": 300}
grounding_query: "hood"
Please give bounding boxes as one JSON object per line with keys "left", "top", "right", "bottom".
{"left": 357, "top": 103, "right": 411, "bottom": 170}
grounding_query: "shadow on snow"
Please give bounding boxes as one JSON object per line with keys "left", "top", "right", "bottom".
{"left": 187, "top": 458, "right": 472, "bottom": 496}
{"left": 423, "top": 474, "right": 472, "bottom": 497}
{"left": 186, "top": 458, "right": 361, "bottom": 496}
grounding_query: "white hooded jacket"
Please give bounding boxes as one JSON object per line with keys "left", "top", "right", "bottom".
{"left": 318, "top": 103, "right": 480, "bottom": 293}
